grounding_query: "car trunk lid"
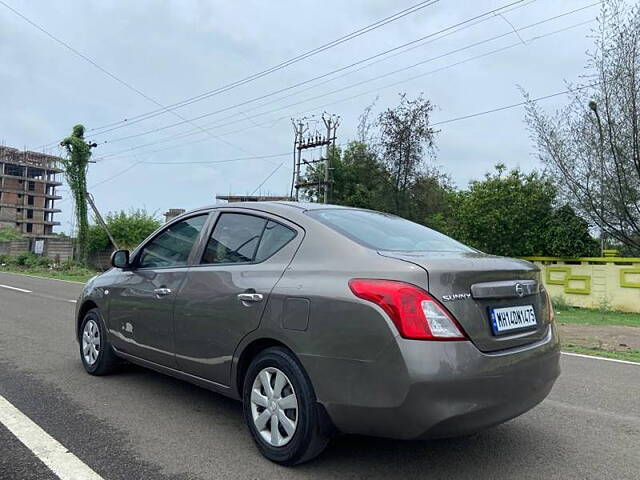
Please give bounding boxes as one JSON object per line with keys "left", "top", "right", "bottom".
{"left": 379, "top": 251, "right": 551, "bottom": 352}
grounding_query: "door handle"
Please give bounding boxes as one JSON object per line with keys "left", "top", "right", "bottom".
{"left": 237, "top": 293, "right": 263, "bottom": 303}
{"left": 154, "top": 287, "right": 172, "bottom": 297}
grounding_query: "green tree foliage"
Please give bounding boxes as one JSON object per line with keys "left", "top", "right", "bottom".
{"left": 328, "top": 142, "right": 394, "bottom": 211}
{"left": 87, "top": 209, "right": 161, "bottom": 253}
{"left": 60, "top": 125, "right": 93, "bottom": 264}
{"left": 448, "top": 165, "right": 597, "bottom": 257}
{"left": 377, "top": 93, "right": 436, "bottom": 217}
{"left": 408, "top": 169, "right": 456, "bottom": 230}
{"left": 302, "top": 140, "right": 452, "bottom": 225}
{"left": 544, "top": 205, "right": 600, "bottom": 257}
{"left": 0, "top": 227, "right": 22, "bottom": 242}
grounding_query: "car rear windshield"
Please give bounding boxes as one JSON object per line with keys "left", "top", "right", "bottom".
{"left": 306, "top": 209, "right": 473, "bottom": 252}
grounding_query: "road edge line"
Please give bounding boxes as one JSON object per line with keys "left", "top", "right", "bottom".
{"left": 0, "top": 270, "right": 87, "bottom": 284}
{"left": 0, "top": 394, "right": 104, "bottom": 480}
{"left": 561, "top": 351, "right": 640, "bottom": 366}
{"left": 0, "top": 284, "right": 32, "bottom": 293}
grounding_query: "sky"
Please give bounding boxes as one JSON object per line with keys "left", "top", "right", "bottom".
{"left": 0, "top": 0, "right": 601, "bottom": 234}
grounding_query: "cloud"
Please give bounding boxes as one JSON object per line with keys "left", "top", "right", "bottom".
{"left": 0, "top": 0, "right": 596, "bottom": 232}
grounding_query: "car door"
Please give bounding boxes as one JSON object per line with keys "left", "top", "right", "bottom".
{"left": 107, "top": 213, "right": 210, "bottom": 367}
{"left": 173, "top": 210, "right": 301, "bottom": 386}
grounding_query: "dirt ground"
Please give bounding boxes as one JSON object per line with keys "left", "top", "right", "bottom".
{"left": 557, "top": 322, "right": 640, "bottom": 352}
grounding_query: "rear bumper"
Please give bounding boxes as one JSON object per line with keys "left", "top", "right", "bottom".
{"left": 302, "top": 324, "right": 560, "bottom": 439}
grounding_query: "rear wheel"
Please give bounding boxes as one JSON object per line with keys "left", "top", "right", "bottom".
{"left": 243, "top": 347, "right": 329, "bottom": 465}
{"left": 79, "top": 309, "right": 117, "bottom": 376}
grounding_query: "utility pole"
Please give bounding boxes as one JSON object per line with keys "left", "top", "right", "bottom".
{"left": 86, "top": 193, "right": 119, "bottom": 250}
{"left": 291, "top": 113, "right": 340, "bottom": 203}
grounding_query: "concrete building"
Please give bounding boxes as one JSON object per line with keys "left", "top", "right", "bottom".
{"left": 0, "top": 146, "right": 62, "bottom": 237}
{"left": 164, "top": 208, "right": 186, "bottom": 223}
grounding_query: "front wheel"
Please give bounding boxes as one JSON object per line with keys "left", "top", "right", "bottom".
{"left": 243, "top": 347, "right": 329, "bottom": 465}
{"left": 79, "top": 308, "right": 117, "bottom": 376}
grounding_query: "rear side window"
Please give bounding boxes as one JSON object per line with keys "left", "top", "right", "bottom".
{"left": 201, "top": 214, "right": 297, "bottom": 264}
{"left": 202, "top": 213, "right": 266, "bottom": 264}
{"left": 306, "top": 209, "right": 472, "bottom": 252}
{"left": 255, "top": 221, "right": 297, "bottom": 262}
{"left": 138, "top": 215, "right": 208, "bottom": 268}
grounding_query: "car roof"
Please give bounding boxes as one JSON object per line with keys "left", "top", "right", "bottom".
{"left": 175, "top": 201, "right": 351, "bottom": 223}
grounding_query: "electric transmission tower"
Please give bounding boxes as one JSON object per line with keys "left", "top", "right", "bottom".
{"left": 291, "top": 113, "right": 340, "bottom": 203}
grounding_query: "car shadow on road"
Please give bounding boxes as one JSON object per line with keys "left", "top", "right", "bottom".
{"left": 112, "top": 362, "right": 566, "bottom": 478}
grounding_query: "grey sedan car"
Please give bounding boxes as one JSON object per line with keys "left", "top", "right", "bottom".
{"left": 75, "top": 202, "right": 560, "bottom": 464}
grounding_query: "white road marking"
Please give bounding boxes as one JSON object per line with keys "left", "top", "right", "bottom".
{"left": 562, "top": 351, "right": 640, "bottom": 366}
{"left": 0, "top": 394, "right": 104, "bottom": 480}
{"left": 0, "top": 284, "right": 32, "bottom": 293}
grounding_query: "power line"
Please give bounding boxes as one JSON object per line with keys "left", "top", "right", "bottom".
{"left": 250, "top": 162, "right": 285, "bottom": 196}
{"left": 55, "top": 151, "right": 294, "bottom": 203}
{"left": 431, "top": 86, "right": 595, "bottom": 127}
{"left": 97, "top": 0, "right": 546, "bottom": 152}
{"left": 0, "top": 0, "right": 254, "bottom": 155}
{"left": 89, "top": 0, "right": 530, "bottom": 140}
{"left": 93, "top": 82, "right": 597, "bottom": 193}
{"left": 96, "top": 18, "right": 593, "bottom": 164}
{"left": 86, "top": 0, "right": 442, "bottom": 132}
{"left": 38, "top": 0, "right": 441, "bottom": 147}
{"left": 94, "top": 5, "right": 596, "bottom": 161}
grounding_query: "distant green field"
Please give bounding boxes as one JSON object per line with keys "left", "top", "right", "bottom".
{"left": 554, "top": 307, "right": 640, "bottom": 328}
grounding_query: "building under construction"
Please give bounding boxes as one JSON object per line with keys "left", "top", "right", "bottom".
{"left": 0, "top": 146, "right": 62, "bottom": 237}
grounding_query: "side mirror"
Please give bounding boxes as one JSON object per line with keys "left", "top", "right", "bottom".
{"left": 111, "top": 249, "right": 131, "bottom": 269}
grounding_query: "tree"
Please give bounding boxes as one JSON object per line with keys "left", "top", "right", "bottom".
{"left": 329, "top": 142, "right": 394, "bottom": 211}
{"left": 60, "top": 125, "right": 95, "bottom": 263}
{"left": 408, "top": 168, "right": 455, "bottom": 230}
{"left": 544, "top": 204, "right": 600, "bottom": 257}
{"left": 87, "top": 209, "right": 161, "bottom": 253}
{"left": 525, "top": 0, "right": 640, "bottom": 253}
{"left": 377, "top": 93, "right": 436, "bottom": 217}
{"left": 448, "top": 165, "right": 597, "bottom": 257}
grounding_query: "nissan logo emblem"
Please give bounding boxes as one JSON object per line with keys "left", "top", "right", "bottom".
{"left": 515, "top": 283, "right": 524, "bottom": 297}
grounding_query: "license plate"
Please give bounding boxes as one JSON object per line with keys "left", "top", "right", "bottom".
{"left": 489, "top": 305, "right": 537, "bottom": 335}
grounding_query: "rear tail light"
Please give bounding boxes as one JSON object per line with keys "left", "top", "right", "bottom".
{"left": 348, "top": 279, "right": 467, "bottom": 341}
{"left": 544, "top": 289, "right": 555, "bottom": 323}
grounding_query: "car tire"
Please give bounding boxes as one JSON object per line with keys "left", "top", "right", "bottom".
{"left": 79, "top": 308, "right": 117, "bottom": 376}
{"left": 243, "top": 347, "right": 329, "bottom": 465}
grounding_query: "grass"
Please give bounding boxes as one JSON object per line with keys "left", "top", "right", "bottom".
{"left": 553, "top": 303, "right": 640, "bottom": 363}
{"left": 562, "top": 344, "right": 640, "bottom": 363}
{"left": 0, "top": 266, "right": 98, "bottom": 283}
{"left": 554, "top": 306, "right": 640, "bottom": 327}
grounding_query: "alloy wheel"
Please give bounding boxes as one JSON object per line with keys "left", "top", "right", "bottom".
{"left": 82, "top": 319, "right": 101, "bottom": 366}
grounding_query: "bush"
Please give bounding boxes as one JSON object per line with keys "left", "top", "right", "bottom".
{"left": 552, "top": 295, "right": 571, "bottom": 311}
{"left": 13, "top": 253, "right": 50, "bottom": 268}
{"left": 0, "top": 227, "right": 22, "bottom": 242}
{"left": 59, "top": 259, "right": 86, "bottom": 271}
{"left": 87, "top": 209, "right": 161, "bottom": 253}
{"left": 446, "top": 165, "right": 599, "bottom": 257}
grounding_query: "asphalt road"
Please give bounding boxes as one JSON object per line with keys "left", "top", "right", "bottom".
{"left": 0, "top": 271, "right": 638, "bottom": 480}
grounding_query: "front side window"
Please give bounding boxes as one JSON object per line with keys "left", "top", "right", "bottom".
{"left": 306, "top": 209, "right": 473, "bottom": 252}
{"left": 202, "top": 213, "right": 267, "bottom": 264}
{"left": 138, "top": 215, "right": 207, "bottom": 268}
